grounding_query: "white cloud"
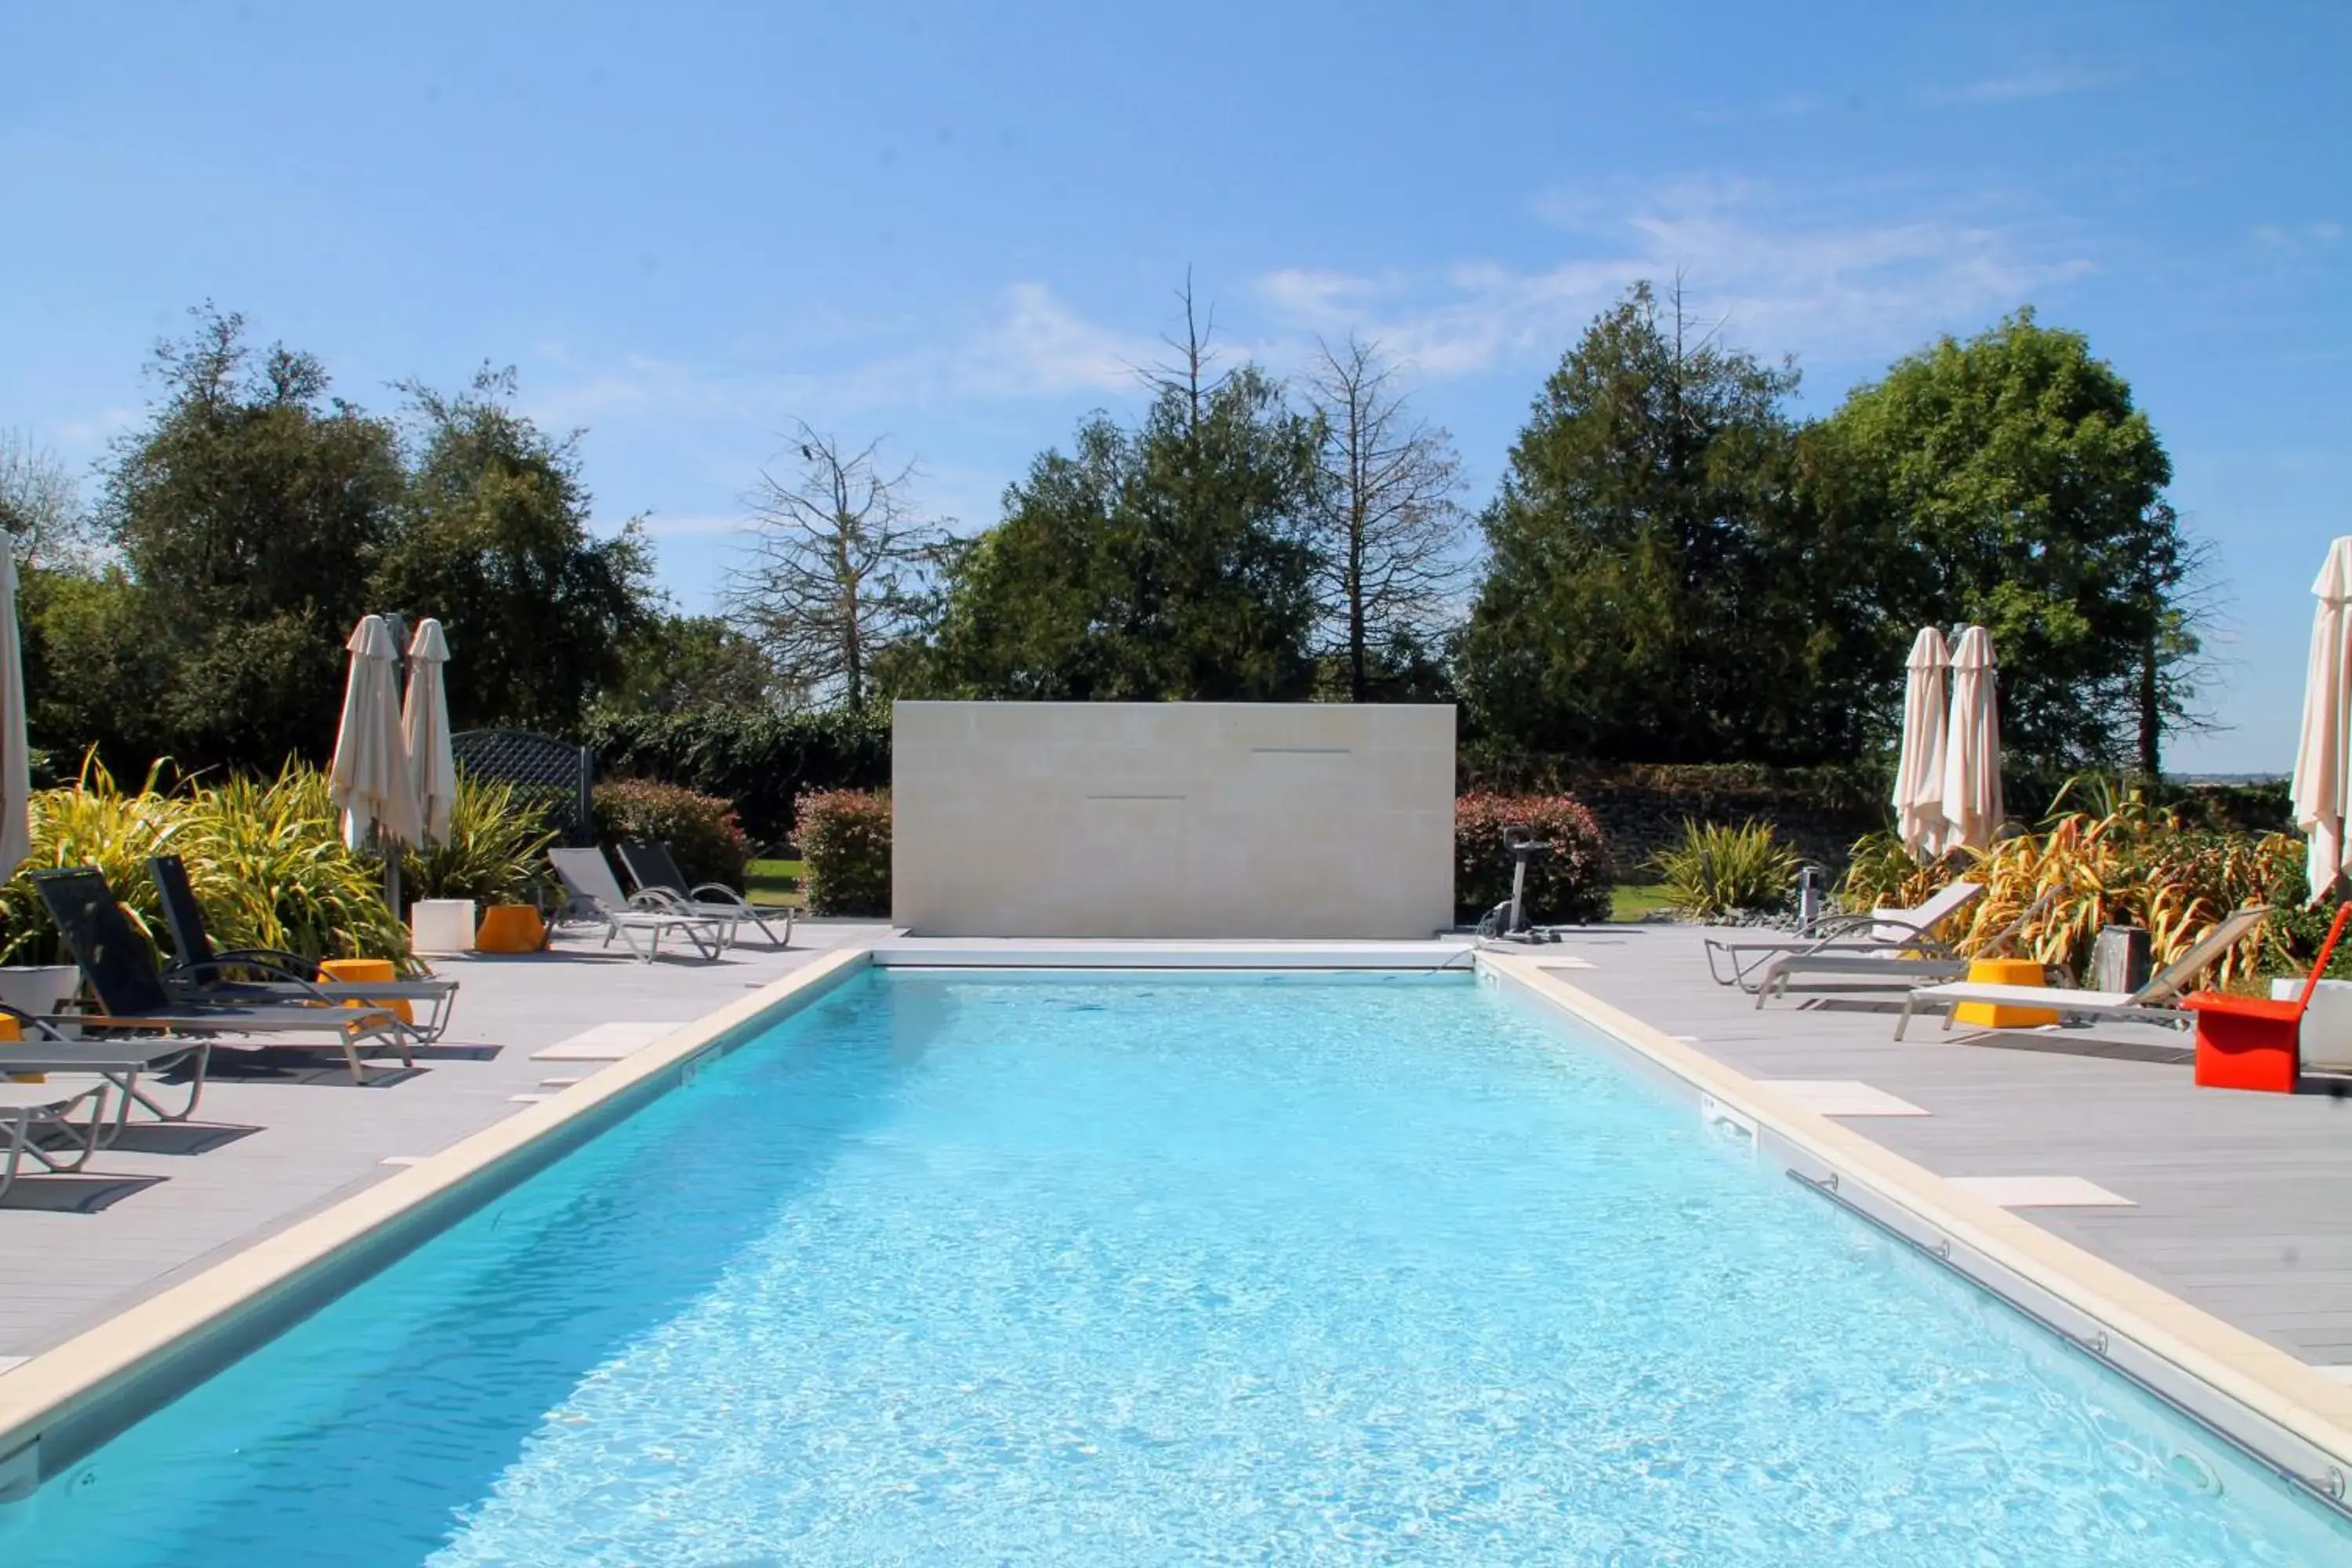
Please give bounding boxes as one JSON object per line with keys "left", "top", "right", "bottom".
{"left": 1921, "top": 65, "right": 2109, "bottom": 106}
{"left": 1252, "top": 180, "right": 2092, "bottom": 379}
{"left": 949, "top": 282, "right": 1151, "bottom": 399}
{"left": 2251, "top": 220, "right": 2344, "bottom": 253}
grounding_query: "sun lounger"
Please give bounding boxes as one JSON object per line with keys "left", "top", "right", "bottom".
{"left": 1752, "top": 886, "right": 2061, "bottom": 1008}
{"left": 1894, "top": 906, "right": 2272, "bottom": 1040}
{"left": 1705, "top": 882, "right": 1986, "bottom": 991}
{"left": 615, "top": 841, "right": 794, "bottom": 949}
{"left": 148, "top": 854, "right": 459, "bottom": 1043}
{"left": 0, "top": 1073, "right": 111, "bottom": 1203}
{"left": 32, "top": 868, "right": 417, "bottom": 1085}
{"left": 547, "top": 848, "right": 732, "bottom": 963}
{"left": 0, "top": 1004, "right": 214, "bottom": 1126}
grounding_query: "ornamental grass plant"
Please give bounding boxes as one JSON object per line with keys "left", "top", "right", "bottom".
{"left": 1838, "top": 783, "right": 2296, "bottom": 987}
{"left": 0, "top": 760, "right": 560, "bottom": 971}
{"left": 1650, "top": 819, "right": 1801, "bottom": 920}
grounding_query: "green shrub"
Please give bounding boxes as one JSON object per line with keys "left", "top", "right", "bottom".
{"left": 402, "top": 778, "right": 560, "bottom": 909}
{"left": 592, "top": 779, "right": 750, "bottom": 889}
{"left": 1454, "top": 792, "right": 1612, "bottom": 926}
{"left": 0, "top": 758, "right": 413, "bottom": 968}
{"left": 584, "top": 706, "right": 891, "bottom": 845}
{"left": 1651, "top": 819, "right": 1801, "bottom": 920}
{"left": 798, "top": 789, "right": 891, "bottom": 916}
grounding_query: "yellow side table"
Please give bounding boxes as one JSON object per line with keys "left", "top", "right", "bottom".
{"left": 317, "top": 957, "right": 415, "bottom": 1026}
{"left": 1953, "top": 956, "right": 2060, "bottom": 1028}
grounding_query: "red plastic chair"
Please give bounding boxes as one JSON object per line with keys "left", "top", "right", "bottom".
{"left": 2185, "top": 903, "right": 2352, "bottom": 1093}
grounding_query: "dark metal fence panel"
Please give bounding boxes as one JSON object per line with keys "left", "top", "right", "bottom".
{"left": 451, "top": 730, "right": 596, "bottom": 844}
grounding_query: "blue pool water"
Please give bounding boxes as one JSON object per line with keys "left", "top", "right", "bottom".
{"left": 2, "top": 970, "right": 2347, "bottom": 1565}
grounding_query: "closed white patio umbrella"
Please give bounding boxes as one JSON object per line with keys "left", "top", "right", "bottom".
{"left": 329, "top": 615, "right": 423, "bottom": 857}
{"left": 1940, "top": 625, "right": 2005, "bottom": 853}
{"left": 2290, "top": 536, "right": 2352, "bottom": 904}
{"left": 0, "top": 534, "right": 31, "bottom": 884}
{"left": 1892, "top": 626, "right": 1951, "bottom": 859}
{"left": 401, "top": 618, "right": 458, "bottom": 848}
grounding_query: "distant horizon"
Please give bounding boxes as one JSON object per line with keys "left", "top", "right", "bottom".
{"left": 2, "top": 2, "right": 2341, "bottom": 774}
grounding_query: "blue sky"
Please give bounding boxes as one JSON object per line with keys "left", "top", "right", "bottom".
{"left": 2, "top": 1, "right": 2343, "bottom": 772}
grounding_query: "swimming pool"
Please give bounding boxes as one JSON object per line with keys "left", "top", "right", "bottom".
{"left": 2, "top": 968, "right": 2346, "bottom": 1564}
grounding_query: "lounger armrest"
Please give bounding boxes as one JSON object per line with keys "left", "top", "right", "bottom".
{"left": 626, "top": 887, "right": 695, "bottom": 914}
{"left": 688, "top": 882, "right": 754, "bottom": 906}
{"left": 169, "top": 951, "right": 329, "bottom": 985}
{"left": 0, "top": 1001, "right": 78, "bottom": 1044}
{"left": 165, "top": 959, "right": 347, "bottom": 1009}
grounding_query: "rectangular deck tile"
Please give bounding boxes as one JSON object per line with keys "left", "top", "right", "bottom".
{"left": 1944, "top": 1175, "right": 2136, "bottom": 1209}
{"left": 1758, "top": 1080, "right": 1929, "bottom": 1117}
{"left": 530, "top": 1021, "right": 688, "bottom": 1062}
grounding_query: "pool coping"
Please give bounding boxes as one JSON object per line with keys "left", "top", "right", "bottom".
{"left": 1476, "top": 951, "right": 2352, "bottom": 1511}
{"left": 0, "top": 944, "right": 876, "bottom": 1500}
{"left": 3, "top": 939, "right": 2349, "bottom": 1519}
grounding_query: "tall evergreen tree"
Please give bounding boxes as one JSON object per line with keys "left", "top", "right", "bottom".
{"left": 1460, "top": 282, "right": 1855, "bottom": 763}
{"left": 929, "top": 303, "right": 1322, "bottom": 701}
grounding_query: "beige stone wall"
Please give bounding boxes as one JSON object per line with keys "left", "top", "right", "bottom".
{"left": 891, "top": 702, "right": 1456, "bottom": 938}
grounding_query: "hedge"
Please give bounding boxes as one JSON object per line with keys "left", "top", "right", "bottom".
{"left": 583, "top": 706, "right": 890, "bottom": 848}
{"left": 1454, "top": 792, "right": 1612, "bottom": 927}
{"left": 798, "top": 789, "right": 891, "bottom": 916}
{"left": 591, "top": 779, "right": 751, "bottom": 889}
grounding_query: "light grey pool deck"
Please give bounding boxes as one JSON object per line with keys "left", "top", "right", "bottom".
{"left": 3, "top": 922, "right": 2350, "bottom": 1387}
{"left": 1543, "top": 924, "right": 2352, "bottom": 1372}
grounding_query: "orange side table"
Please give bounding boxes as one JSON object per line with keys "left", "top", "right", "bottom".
{"left": 317, "top": 957, "right": 414, "bottom": 1026}
{"left": 474, "top": 904, "right": 547, "bottom": 953}
{"left": 1953, "top": 957, "right": 2060, "bottom": 1029}
{"left": 2184, "top": 992, "right": 2302, "bottom": 1094}
{"left": 2188, "top": 903, "right": 2350, "bottom": 1094}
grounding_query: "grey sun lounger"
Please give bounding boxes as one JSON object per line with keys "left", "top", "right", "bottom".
{"left": 148, "top": 854, "right": 460, "bottom": 1044}
{"left": 33, "top": 868, "right": 416, "bottom": 1086}
{"left": 0, "top": 1004, "right": 215, "bottom": 1127}
{"left": 0, "top": 1041, "right": 114, "bottom": 1202}
{"left": 1751, "top": 886, "right": 2061, "bottom": 1008}
{"left": 1705, "top": 882, "right": 1986, "bottom": 991}
{"left": 616, "top": 841, "right": 795, "bottom": 949}
{"left": 548, "top": 848, "right": 733, "bottom": 963}
{"left": 1893, "top": 906, "right": 2272, "bottom": 1040}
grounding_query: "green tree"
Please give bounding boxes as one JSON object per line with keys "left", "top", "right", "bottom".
{"left": 1818, "top": 310, "right": 2197, "bottom": 771}
{"left": 930, "top": 303, "right": 1322, "bottom": 700}
{"left": 87, "top": 306, "right": 405, "bottom": 771}
{"left": 600, "top": 612, "right": 778, "bottom": 716}
{"left": 1460, "top": 282, "right": 1864, "bottom": 763}
{"left": 372, "top": 368, "right": 655, "bottom": 734}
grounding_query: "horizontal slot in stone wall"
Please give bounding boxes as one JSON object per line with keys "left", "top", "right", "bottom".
{"left": 892, "top": 702, "right": 1455, "bottom": 938}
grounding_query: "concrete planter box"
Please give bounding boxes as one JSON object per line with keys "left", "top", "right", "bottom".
{"left": 2274, "top": 977, "right": 2352, "bottom": 1072}
{"left": 0, "top": 964, "right": 82, "bottom": 1038}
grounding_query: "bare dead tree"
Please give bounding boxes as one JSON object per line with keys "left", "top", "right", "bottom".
{"left": 1301, "top": 336, "right": 1469, "bottom": 700}
{"left": 1133, "top": 270, "right": 1229, "bottom": 428}
{"left": 725, "top": 423, "right": 944, "bottom": 710}
{"left": 0, "top": 428, "right": 89, "bottom": 568}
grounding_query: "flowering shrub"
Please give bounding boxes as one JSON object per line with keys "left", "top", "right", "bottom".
{"left": 1454, "top": 792, "right": 1612, "bottom": 927}
{"left": 798, "top": 789, "right": 891, "bottom": 916}
{"left": 592, "top": 779, "right": 750, "bottom": 889}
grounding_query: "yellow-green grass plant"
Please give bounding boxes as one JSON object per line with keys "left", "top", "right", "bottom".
{"left": 0, "top": 758, "right": 412, "bottom": 970}
{"left": 1838, "top": 786, "right": 2296, "bottom": 988}
{"left": 401, "top": 779, "right": 560, "bottom": 911}
{"left": 1650, "top": 819, "right": 1802, "bottom": 920}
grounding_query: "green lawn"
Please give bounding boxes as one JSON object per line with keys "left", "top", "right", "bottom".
{"left": 746, "top": 857, "right": 803, "bottom": 902}
{"left": 1609, "top": 881, "right": 1676, "bottom": 923}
